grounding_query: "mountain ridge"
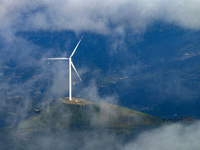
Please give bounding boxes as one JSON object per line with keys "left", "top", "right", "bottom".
{"left": 18, "top": 97, "right": 197, "bottom": 131}
{"left": 0, "top": 97, "right": 198, "bottom": 150}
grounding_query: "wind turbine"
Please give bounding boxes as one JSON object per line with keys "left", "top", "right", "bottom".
{"left": 43, "top": 35, "right": 84, "bottom": 101}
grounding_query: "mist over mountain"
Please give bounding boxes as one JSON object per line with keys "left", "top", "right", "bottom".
{"left": 0, "top": 97, "right": 198, "bottom": 150}
{"left": 12, "top": 26, "right": 200, "bottom": 119}
{"left": 1, "top": 0, "right": 200, "bottom": 149}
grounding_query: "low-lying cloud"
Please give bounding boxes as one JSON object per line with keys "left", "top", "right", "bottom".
{"left": 2, "top": 116, "right": 200, "bottom": 149}
{"left": 125, "top": 122, "right": 200, "bottom": 150}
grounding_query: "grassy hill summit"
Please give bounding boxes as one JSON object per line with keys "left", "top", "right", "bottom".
{"left": 0, "top": 97, "right": 197, "bottom": 134}
{"left": 19, "top": 97, "right": 198, "bottom": 130}
{"left": 18, "top": 97, "right": 166, "bottom": 131}
{"left": 0, "top": 97, "right": 198, "bottom": 150}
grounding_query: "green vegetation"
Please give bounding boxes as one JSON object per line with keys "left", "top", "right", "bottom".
{"left": 2, "top": 97, "right": 197, "bottom": 136}
{"left": 1, "top": 97, "right": 197, "bottom": 150}
{"left": 16, "top": 97, "right": 168, "bottom": 136}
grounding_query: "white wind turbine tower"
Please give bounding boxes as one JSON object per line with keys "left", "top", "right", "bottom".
{"left": 43, "top": 35, "right": 84, "bottom": 101}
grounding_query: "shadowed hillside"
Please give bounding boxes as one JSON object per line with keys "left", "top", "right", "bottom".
{"left": 18, "top": 97, "right": 165, "bottom": 130}
{"left": 0, "top": 97, "right": 198, "bottom": 150}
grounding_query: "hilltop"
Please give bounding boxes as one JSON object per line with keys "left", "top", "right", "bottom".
{"left": 18, "top": 97, "right": 165, "bottom": 131}
{"left": 1, "top": 97, "right": 197, "bottom": 132}
{"left": 0, "top": 97, "right": 198, "bottom": 150}
{"left": 18, "top": 97, "right": 197, "bottom": 134}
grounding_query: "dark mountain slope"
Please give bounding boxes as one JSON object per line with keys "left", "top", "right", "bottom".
{"left": 18, "top": 97, "right": 165, "bottom": 130}
{"left": 0, "top": 97, "right": 198, "bottom": 150}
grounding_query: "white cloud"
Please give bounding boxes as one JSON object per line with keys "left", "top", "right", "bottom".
{"left": 0, "top": 1, "right": 200, "bottom": 149}
{"left": 79, "top": 80, "right": 118, "bottom": 104}
{"left": 165, "top": 0, "right": 200, "bottom": 30}
{"left": 125, "top": 122, "right": 200, "bottom": 150}
{"left": 0, "top": 0, "right": 200, "bottom": 35}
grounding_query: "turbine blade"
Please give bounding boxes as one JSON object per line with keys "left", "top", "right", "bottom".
{"left": 42, "top": 58, "right": 69, "bottom": 60}
{"left": 71, "top": 60, "right": 82, "bottom": 82}
{"left": 70, "top": 35, "right": 84, "bottom": 58}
